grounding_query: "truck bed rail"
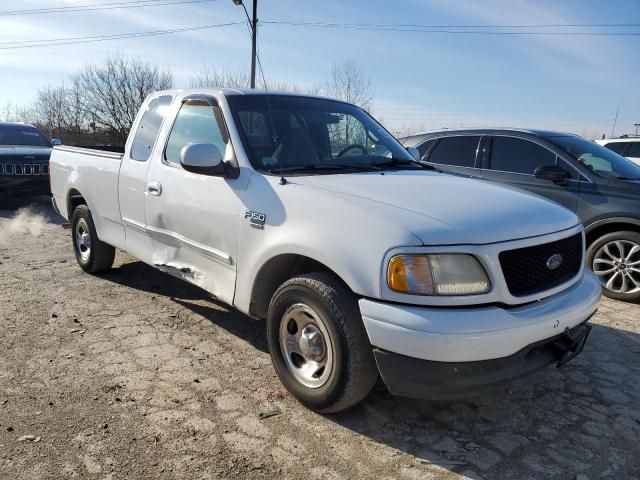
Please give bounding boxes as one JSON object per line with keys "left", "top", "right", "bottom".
{"left": 53, "top": 145, "right": 123, "bottom": 161}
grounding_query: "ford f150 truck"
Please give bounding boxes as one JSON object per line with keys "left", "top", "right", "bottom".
{"left": 50, "top": 89, "right": 601, "bottom": 413}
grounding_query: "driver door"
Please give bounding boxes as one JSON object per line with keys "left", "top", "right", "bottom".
{"left": 144, "top": 97, "right": 249, "bottom": 305}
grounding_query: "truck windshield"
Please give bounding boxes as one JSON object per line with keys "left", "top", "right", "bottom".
{"left": 0, "top": 125, "right": 51, "bottom": 147}
{"left": 226, "top": 94, "right": 415, "bottom": 173}
{"left": 547, "top": 135, "right": 640, "bottom": 181}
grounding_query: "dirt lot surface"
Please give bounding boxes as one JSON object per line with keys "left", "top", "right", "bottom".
{"left": 1, "top": 203, "right": 639, "bottom": 480}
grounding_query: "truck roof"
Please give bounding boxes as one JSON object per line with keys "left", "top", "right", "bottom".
{"left": 154, "top": 88, "right": 334, "bottom": 103}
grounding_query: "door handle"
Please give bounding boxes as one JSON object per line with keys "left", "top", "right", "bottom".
{"left": 145, "top": 181, "right": 162, "bottom": 196}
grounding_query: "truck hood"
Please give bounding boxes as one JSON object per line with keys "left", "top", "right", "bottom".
{"left": 289, "top": 170, "right": 580, "bottom": 245}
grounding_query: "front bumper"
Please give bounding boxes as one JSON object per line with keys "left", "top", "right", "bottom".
{"left": 360, "top": 270, "right": 601, "bottom": 399}
{"left": 374, "top": 321, "right": 592, "bottom": 400}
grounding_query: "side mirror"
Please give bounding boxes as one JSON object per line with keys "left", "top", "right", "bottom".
{"left": 180, "top": 143, "right": 226, "bottom": 176}
{"left": 51, "top": 138, "right": 62, "bottom": 146}
{"left": 534, "top": 164, "right": 571, "bottom": 185}
{"left": 407, "top": 146, "right": 421, "bottom": 161}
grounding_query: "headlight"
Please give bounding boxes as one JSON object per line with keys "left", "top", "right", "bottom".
{"left": 387, "top": 254, "right": 490, "bottom": 296}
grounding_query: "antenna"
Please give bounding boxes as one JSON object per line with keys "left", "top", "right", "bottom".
{"left": 610, "top": 107, "right": 619, "bottom": 138}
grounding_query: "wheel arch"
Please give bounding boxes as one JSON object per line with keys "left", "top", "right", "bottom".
{"left": 585, "top": 217, "right": 640, "bottom": 247}
{"left": 248, "top": 253, "right": 352, "bottom": 319}
{"left": 66, "top": 188, "right": 87, "bottom": 219}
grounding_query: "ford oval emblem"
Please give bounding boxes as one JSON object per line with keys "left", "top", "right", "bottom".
{"left": 546, "top": 254, "right": 563, "bottom": 270}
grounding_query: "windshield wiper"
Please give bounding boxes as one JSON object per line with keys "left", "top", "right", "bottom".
{"left": 268, "top": 163, "right": 381, "bottom": 174}
{"left": 369, "top": 157, "right": 436, "bottom": 170}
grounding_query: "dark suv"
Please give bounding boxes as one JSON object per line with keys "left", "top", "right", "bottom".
{"left": 402, "top": 128, "right": 640, "bottom": 302}
{"left": 0, "top": 122, "right": 55, "bottom": 206}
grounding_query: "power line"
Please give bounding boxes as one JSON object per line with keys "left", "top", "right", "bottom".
{"left": 262, "top": 20, "right": 640, "bottom": 36}
{"left": 0, "top": 22, "right": 244, "bottom": 50}
{"left": 0, "top": 0, "right": 219, "bottom": 17}
{"left": 263, "top": 20, "right": 640, "bottom": 29}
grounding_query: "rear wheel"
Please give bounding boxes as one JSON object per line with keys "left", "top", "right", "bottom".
{"left": 266, "top": 273, "right": 378, "bottom": 413}
{"left": 71, "top": 205, "right": 115, "bottom": 273}
{"left": 587, "top": 231, "right": 640, "bottom": 302}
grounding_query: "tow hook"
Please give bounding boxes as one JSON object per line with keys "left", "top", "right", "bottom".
{"left": 552, "top": 324, "right": 592, "bottom": 367}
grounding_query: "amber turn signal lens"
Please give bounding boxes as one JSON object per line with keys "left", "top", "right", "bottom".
{"left": 388, "top": 256, "right": 409, "bottom": 292}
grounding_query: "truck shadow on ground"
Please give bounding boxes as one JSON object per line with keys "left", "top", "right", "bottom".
{"left": 100, "top": 259, "right": 640, "bottom": 477}
{"left": 328, "top": 322, "right": 640, "bottom": 477}
{"left": 100, "top": 259, "right": 268, "bottom": 353}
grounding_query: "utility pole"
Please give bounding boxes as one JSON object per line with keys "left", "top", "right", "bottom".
{"left": 250, "top": 0, "right": 257, "bottom": 89}
{"left": 634, "top": 122, "right": 640, "bottom": 137}
{"left": 233, "top": 0, "right": 258, "bottom": 88}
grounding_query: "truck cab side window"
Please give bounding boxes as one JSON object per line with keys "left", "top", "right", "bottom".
{"left": 164, "top": 102, "right": 228, "bottom": 165}
{"left": 490, "top": 137, "right": 556, "bottom": 175}
{"left": 428, "top": 136, "right": 480, "bottom": 167}
{"left": 130, "top": 95, "right": 173, "bottom": 161}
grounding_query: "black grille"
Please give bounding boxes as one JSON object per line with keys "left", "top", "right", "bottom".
{"left": 499, "top": 233, "right": 582, "bottom": 297}
{"left": 0, "top": 163, "right": 48, "bottom": 175}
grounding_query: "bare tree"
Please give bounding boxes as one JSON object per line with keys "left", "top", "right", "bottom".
{"left": 189, "top": 67, "right": 250, "bottom": 89}
{"left": 189, "top": 66, "right": 322, "bottom": 95}
{"left": 66, "top": 76, "right": 86, "bottom": 135}
{"left": 324, "top": 60, "right": 374, "bottom": 111}
{"left": 0, "top": 101, "right": 31, "bottom": 123}
{"left": 75, "top": 54, "right": 173, "bottom": 143}
{"left": 31, "top": 84, "right": 69, "bottom": 138}
{"left": 0, "top": 101, "right": 11, "bottom": 122}
{"left": 392, "top": 123, "right": 427, "bottom": 141}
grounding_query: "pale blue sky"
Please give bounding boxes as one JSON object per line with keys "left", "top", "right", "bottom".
{"left": 0, "top": 0, "right": 638, "bottom": 138}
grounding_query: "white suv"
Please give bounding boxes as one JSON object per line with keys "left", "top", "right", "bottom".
{"left": 596, "top": 137, "right": 640, "bottom": 165}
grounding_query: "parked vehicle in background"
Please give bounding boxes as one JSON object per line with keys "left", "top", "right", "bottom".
{"left": 0, "top": 122, "right": 60, "bottom": 206}
{"left": 402, "top": 129, "right": 640, "bottom": 302}
{"left": 50, "top": 90, "right": 600, "bottom": 412}
{"left": 595, "top": 137, "right": 640, "bottom": 166}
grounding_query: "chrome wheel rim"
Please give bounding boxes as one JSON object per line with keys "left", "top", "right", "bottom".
{"left": 75, "top": 219, "right": 91, "bottom": 262}
{"left": 279, "top": 303, "right": 333, "bottom": 389}
{"left": 593, "top": 240, "right": 640, "bottom": 294}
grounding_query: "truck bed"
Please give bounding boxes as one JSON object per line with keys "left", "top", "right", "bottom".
{"left": 50, "top": 145, "right": 124, "bottom": 249}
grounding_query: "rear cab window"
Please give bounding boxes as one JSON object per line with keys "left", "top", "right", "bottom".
{"left": 130, "top": 95, "right": 173, "bottom": 161}
{"left": 427, "top": 136, "right": 481, "bottom": 168}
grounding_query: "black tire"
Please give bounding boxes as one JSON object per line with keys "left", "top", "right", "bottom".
{"left": 71, "top": 205, "right": 115, "bottom": 273}
{"left": 266, "top": 272, "right": 378, "bottom": 413}
{"left": 586, "top": 230, "right": 640, "bottom": 303}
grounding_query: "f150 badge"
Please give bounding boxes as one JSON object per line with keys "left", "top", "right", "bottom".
{"left": 245, "top": 210, "right": 266, "bottom": 229}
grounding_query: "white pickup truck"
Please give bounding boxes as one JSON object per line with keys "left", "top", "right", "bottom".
{"left": 50, "top": 89, "right": 601, "bottom": 412}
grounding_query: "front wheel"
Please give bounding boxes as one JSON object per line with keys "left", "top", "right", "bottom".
{"left": 266, "top": 273, "right": 378, "bottom": 413}
{"left": 587, "top": 230, "right": 640, "bottom": 302}
{"left": 71, "top": 205, "right": 115, "bottom": 273}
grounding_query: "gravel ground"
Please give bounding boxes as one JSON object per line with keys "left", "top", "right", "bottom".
{"left": 1, "top": 202, "right": 639, "bottom": 480}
